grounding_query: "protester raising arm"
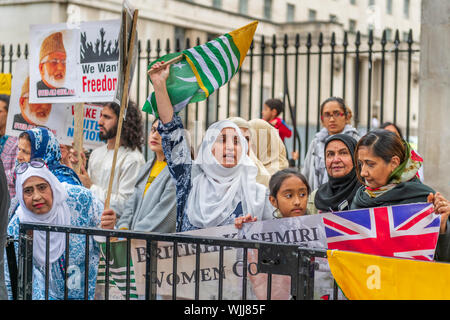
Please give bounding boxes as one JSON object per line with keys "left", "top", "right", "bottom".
{"left": 150, "top": 61, "right": 173, "bottom": 124}
{"left": 149, "top": 62, "right": 273, "bottom": 232}
{"left": 149, "top": 62, "right": 193, "bottom": 231}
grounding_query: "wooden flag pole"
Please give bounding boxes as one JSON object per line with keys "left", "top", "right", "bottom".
{"left": 147, "top": 54, "right": 183, "bottom": 76}
{"left": 103, "top": 9, "right": 138, "bottom": 210}
{"left": 73, "top": 102, "right": 85, "bottom": 175}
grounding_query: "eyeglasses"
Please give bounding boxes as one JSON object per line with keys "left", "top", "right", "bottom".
{"left": 42, "top": 59, "right": 66, "bottom": 66}
{"left": 322, "top": 111, "right": 346, "bottom": 119}
{"left": 15, "top": 158, "right": 46, "bottom": 175}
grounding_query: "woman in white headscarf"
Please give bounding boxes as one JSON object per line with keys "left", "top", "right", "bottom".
{"left": 5, "top": 159, "right": 115, "bottom": 300}
{"left": 149, "top": 62, "right": 275, "bottom": 232}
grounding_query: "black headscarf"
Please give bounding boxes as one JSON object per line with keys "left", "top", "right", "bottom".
{"left": 314, "top": 134, "right": 361, "bottom": 212}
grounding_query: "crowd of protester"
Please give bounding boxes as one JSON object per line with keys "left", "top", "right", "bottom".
{"left": 0, "top": 61, "right": 449, "bottom": 300}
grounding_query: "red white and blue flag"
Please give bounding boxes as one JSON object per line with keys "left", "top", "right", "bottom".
{"left": 323, "top": 203, "right": 441, "bottom": 261}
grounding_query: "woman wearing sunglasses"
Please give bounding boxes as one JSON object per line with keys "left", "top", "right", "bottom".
{"left": 4, "top": 158, "right": 115, "bottom": 300}
{"left": 9, "top": 127, "right": 83, "bottom": 222}
{"left": 302, "top": 97, "right": 360, "bottom": 191}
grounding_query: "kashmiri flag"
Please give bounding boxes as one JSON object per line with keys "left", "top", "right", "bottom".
{"left": 142, "top": 21, "right": 258, "bottom": 116}
{"left": 327, "top": 250, "right": 450, "bottom": 300}
{"left": 96, "top": 240, "right": 139, "bottom": 300}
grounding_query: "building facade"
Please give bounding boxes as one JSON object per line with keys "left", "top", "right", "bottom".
{"left": 0, "top": 0, "right": 422, "bottom": 157}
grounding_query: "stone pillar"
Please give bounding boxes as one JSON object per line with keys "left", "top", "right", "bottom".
{"left": 418, "top": 0, "right": 450, "bottom": 196}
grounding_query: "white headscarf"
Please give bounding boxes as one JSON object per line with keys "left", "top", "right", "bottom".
{"left": 186, "top": 120, "right": 268, "bottom": 228}
{"left": 15, "top": 165, "right": 71, "bottom": 267}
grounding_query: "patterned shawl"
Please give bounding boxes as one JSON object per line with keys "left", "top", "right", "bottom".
{"left": 25, "top": 127, "right": 82, "bottom": 186}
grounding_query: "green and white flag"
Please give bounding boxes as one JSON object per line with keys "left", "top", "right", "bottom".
{"left": 96, "top": 240, "right": 138, "bottom": 300}
{"left": 142, "top": 21, "right": 258, "bottom": 117}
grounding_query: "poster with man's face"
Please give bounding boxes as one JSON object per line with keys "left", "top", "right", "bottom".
{"left": 6, "top": 59, "right": 104, "bottom": 150}
{"left": 5, "top": 59, "right": 67, "bottom": 136}
{"left": 29, "top": 20, "right": 121, "bottom": 104}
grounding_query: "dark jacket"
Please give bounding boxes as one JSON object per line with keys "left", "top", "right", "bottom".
{"left": 0, "top": 159, "right": 10, "bottom": 300}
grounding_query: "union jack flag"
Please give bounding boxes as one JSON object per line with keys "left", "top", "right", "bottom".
{"left": 323, "top": 203, "right": 441, "bottom": 261}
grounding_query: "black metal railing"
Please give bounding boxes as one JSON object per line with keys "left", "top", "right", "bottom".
{"left": 13, "top": 222, "right": 336, "bottom": 301}
{"left": 1, "top": 28, "right": 419, "bottom": 166}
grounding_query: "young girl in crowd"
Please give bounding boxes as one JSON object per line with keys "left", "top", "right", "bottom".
{"left": 235, "top": 168, "right": 311, "bottom": 228}
{"left": 234, "top": 168, "right": 311, "bottom": 300}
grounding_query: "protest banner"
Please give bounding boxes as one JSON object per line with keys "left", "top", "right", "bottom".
{"left": 93, "top": 203, "right": 440, "bottom": 300}
{"left": 0, "top": 73, "right": 11, "bottom": 95}
{"left": 94, "top": 214, "right": 331, "bottom": 300}
{"left": 28, "top": 19, "right": 121, "bottom": 104}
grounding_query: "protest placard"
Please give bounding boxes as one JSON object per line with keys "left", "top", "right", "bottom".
{"left": 94, "top": 214, "right": 338, "bottom": 300}
{"left": 5, "top": 59, "right": 67, "bottom": 137}
{"left": 28, "top": 19, "right": 121, "bottom": 104}
{"left": 57, "top": 103, "right": 104, "bottom": 150}
{"left": 114, "top": 0, "right": 138, "bottom": 105}
{"left": 5, "top": 59, "right": 104, "bottom": 150}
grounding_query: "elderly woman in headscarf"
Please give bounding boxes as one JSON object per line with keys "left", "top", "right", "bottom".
{"left": 4, "top": 159, "right": 115, "bottom": 300}
{"left": 248, "top": 119, "right": 289, "bottom": 177}
{"left": 149, "top": 62, "right": 275, "bottom": 232}
{"left": 9, "top": 127, "right": 82, "bottom": 221}
{"left": 308, "top": 134, "right": 362, "bottom": 214}
{"left": 227, "top": 117, "right": 271, "bottom": 187}
{"left": 302, "top": 97, "right": 360, "bottom": 191}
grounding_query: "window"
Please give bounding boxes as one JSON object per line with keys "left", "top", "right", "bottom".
{"left": 404, "top": 0, "right": 410, "bottom": 18}
{"left": 350, "top": 0, "right": 356, "bottom": 5}
{"left": 212, "top": 0, "right": 221, "bottom": 8}
{"left": 239, "top": 0, "right": 248, "bottom": 14}
{"left": 308, "top": 9, "right": 317, "bottom": 21}
{"left": 386, "top": 0, "right": 393, "bottom": 14}
{"left": 286, "top": 3, "right": 295, "bottom": 22}
{"left": 174, "top": 27, "right": 186, "bottom": 49}
{"left": 368, "top": 0, "right": 375, "bottom": 6}
{"left": 385, "top": 28, "right": 393, "bottom": 41}
{"left": 349, "top": 19, "right": 357, "bottom": 32}
{"left": 329, "top": 14, "right": 338, "bottom": 23}
{"left": 403, "top": 31, "right": 410, "bottom": 42}
{"left": 264, "top": 0, "right": 272, "bottom": 19}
